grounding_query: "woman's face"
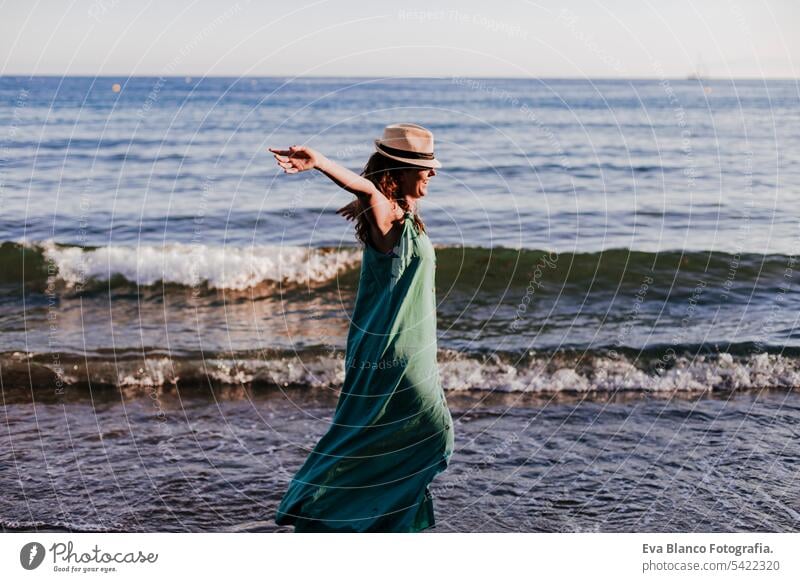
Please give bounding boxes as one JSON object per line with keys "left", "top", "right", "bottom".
{"left": 399, "top": 167, "right": 436, "bottom": 198}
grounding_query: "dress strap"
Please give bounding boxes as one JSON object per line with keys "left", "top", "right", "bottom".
{"left": 389, "top": 211, "right": 416, "bottom": 290}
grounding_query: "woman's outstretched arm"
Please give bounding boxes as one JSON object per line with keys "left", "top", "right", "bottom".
{"left": 269, "top": 145, "right": 378, "bottom": 198}
{"left": 269, "top": 145, "right": 398, "bottom": 236}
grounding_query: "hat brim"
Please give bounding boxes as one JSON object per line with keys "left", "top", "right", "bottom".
{"left": 374, "top": 141, "right": 441, "bottom": 169}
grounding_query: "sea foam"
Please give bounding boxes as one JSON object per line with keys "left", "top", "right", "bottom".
{"left": 37, "top": 241, "right": 361, "bottom": 290}
{"left": 5, "top": 349, "right": 799, "bottom": 396}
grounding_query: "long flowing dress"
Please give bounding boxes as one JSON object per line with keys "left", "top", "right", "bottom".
{"left": 275, "top": 210, "right": 455, "bottom": 532}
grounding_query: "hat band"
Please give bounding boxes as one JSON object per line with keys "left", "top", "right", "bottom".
{"left": 377, "top": 143, "right": 435, "bottom": 160}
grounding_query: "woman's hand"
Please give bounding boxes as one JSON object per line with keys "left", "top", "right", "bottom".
{"left": 336, "top": 199, "right": 362, "bottom": 222}
{"left": 268, "top": 145, "right": 319, "bottom": 174}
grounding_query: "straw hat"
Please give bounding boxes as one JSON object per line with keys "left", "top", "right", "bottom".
{"left": 374, "top": 123, "right": 441, "bottom": 169}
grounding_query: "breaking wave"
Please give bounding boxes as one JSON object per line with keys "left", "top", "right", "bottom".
{"left": 3, "top": 345, "right": 799, "bottom": 399}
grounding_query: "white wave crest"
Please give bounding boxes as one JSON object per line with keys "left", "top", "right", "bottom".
{"left": 38, "top": 241, "right": 361, "bottom": 290}
{"left": 25, "top": 351, "right": 800, "bottom": 395}
{"left": 436, "top": 351, "right": 800, "bottom": 393}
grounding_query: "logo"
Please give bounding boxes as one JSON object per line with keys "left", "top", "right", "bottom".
{"left": 20, "top": 542, "right": 46, "bottom": 570}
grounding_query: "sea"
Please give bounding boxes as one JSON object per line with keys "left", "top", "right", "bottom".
{"left": 1, "top": 76, "right": 798, "bottom": 532}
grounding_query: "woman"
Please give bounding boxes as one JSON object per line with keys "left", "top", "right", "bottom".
{"left": 269, "top": 123, "right": 454, "bottom": 532}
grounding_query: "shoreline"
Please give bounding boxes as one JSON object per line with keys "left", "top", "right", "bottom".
{"left": 3, "top": 388, "right": 797, "bottom": 533}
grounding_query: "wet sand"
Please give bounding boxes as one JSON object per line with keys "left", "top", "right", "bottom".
{"left": 2, "top": 386, "right": 798, "bottom": 532}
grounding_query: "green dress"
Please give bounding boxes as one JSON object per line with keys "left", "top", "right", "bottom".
{"left": 275, "top": 210, "right": 455, "bottom": 532}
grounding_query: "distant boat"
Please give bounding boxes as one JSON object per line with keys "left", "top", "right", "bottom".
{"left": 687, "top": 55, "right": 713, "bottom": 93}
{"left": 687, "top": 54, "right": 708, "bottom": 82}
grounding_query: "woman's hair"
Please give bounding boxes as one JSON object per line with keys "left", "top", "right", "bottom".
{"left": 354, "top": 152, "right": 426, "bottom": 246}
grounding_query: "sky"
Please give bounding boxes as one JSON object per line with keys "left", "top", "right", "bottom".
{"left": 1, "top": 0, "right": 798, "bottom": 78}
